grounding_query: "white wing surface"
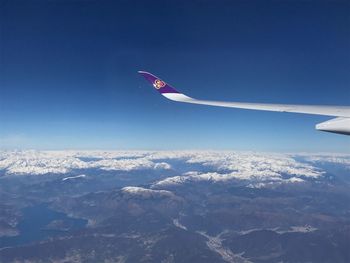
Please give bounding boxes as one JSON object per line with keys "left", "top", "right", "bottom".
{"left": 138, "top": 71, "right": 350, "bottom": 135}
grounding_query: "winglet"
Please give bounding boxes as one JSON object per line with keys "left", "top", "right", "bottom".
{"left": 138, "top": 71, "right": 180, "bottom": 94}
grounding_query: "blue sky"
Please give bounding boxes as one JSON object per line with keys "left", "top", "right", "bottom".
{"left": 0, "top": 0, "right": 349, "bottom": 152}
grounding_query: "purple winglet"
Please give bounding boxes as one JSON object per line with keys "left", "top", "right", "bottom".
{"left": 138, "top": 71, "right": 180, "bottom": 94}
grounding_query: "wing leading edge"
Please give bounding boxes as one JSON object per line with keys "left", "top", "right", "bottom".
{"left": 138, "top": 71, "right": 350, "bottom": 135}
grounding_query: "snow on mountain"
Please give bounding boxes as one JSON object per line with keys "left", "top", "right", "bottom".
{"left": 121, "top": 186, "right": 177, "bottom": 199}
{"left": 297, "top": 153, "right": 350, "bottom": 168}
{"left": 62, "top": 174, "right": 87, "bottom": 181}
{"left": 185, "top": 151, "right": 322, "bottom": 178}
{"left": 1, "top": 151, "right": 342, "bottom": 188}
{"left": 0, "top": 150, "right": 171, "bottom": 175}
{"left": 151, "top": 152, "right": 324, "bottom": 188}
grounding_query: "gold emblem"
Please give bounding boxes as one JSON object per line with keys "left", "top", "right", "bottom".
{"left": 154, "top": 79, "right": 166, "bottom": 89}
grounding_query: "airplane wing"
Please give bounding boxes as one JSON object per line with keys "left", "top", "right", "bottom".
{"left": 138, "top": 71, "right": 350, "bottom": 135}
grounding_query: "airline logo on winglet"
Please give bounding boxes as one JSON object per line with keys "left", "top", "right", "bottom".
{"left": 153, "top": 79, "right": 166, "bottom": 89}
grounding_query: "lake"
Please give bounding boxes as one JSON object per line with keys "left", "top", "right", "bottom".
{"left": 0, "top": 204, "right": 87, "bottom": 248}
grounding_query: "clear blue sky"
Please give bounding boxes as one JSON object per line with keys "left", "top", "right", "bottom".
{"left": 0, "top": 0, "right": 349, "bottom": 152}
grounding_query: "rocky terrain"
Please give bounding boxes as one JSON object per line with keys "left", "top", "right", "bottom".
{"left": 0, "top": 151, "right": 349, "bottom": 262}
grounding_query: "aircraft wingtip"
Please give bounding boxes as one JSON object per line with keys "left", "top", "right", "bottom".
{"left": 138, "top": 71, "right": 180, "bottom": 94}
